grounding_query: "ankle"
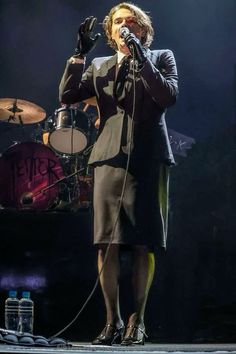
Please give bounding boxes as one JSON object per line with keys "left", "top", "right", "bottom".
{"left": 127, "top": 313, "right": 144, "bottom": 327}
{"left": 106, "top": 317, "right": 124, "bottom": 328}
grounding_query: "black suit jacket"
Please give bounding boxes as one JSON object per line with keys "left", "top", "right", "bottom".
{"left": 59, "top": 49, "right": 178, "bottom": 166}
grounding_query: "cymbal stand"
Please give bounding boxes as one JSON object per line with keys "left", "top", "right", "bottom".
{"left": 7, "top": 99, "right": 23, "bottom": 124}
{"left": 7, "top": 99, "right": 29, "bottom": 142}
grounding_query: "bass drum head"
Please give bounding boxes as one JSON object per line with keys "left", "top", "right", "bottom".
{"left": 0, "top": 142, "right": 65, "bottom": 210}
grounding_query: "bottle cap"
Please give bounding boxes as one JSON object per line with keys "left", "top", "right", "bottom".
{"left": 9, "top": 290, "right": 17, "bottom": 298}
{"left": 22, "top": 291, "right": 30, "bottom": 299}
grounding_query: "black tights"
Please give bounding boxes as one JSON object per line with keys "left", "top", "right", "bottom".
{"left": 97, "top": 244, "right": 155, "bottom": 328}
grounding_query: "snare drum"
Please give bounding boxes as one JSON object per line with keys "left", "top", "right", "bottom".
{"left": 48, "top": 108, "right": 89, "bottom": 155}
{"left": 0, "top": 142, "right": 65, "bottom": 210}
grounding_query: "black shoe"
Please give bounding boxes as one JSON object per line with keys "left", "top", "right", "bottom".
{"left": 92, "top": 324, "right": 124, "bottom": 346}
{"left": 121, "top": 325, "right": 148, "bottom": 346}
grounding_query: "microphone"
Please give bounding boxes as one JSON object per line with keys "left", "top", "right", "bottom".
{"left": 119, "top": 26, "right": 147, "bottom": 68}
{"left": 21, "top": 192, "right": 34, "bottom": 205}
{"left": 119, "top": 26, "right": 130, "bottom": 39}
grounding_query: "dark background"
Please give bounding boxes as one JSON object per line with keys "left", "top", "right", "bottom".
{"left": 0, "top": 0, "right": 236, "bottom": 343}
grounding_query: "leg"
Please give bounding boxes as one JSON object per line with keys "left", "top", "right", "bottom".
{"left": 122, "top": 245, "right": 155, "bottom": 345}
{"left": 131, "top": 245, "right": 155, "bottom": 325}
{"left": 97, "top": 244, "right": 123, "bottom": 327}
{"left": 92, "top": 244, "right": 124, "bottom": 345}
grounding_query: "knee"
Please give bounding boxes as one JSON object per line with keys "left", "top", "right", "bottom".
{"left": 98, "top": 244, "right": 120, "bottom": 258}
{"left": 133, "top": 245, "right": 151, "bottom": 257}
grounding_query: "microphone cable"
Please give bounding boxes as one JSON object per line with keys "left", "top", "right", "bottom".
{"left": 50, "top": 47, "right": 138, "bottom": 339}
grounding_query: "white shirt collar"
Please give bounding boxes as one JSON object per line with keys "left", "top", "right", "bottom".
{"left": 117, "top": 51, "right": 127, "bottom": 64}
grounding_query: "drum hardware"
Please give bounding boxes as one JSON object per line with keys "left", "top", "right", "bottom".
{"left": 82, "top": 143, "right": 94, "bottom": 156}
{"left": 53, "top": 154, "right": 82, "bottom": 202}
{"left": 0, "top": 98, "right": 46, "bottom": 124}
{"left": 52, "top": 146, "right": 94, "bottom": 211}
{"left": 57, "top": 152, "right": 93, "bottom": 211}
{"left": 30, "top": 123, "right": 44, "bottom": 143}
{"left": 19, "top": 165, "right": 86, "bottom": 208}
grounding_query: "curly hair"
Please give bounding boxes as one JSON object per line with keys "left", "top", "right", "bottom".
{"left": 103, "top": 2, "right": 154, "bottom": 51}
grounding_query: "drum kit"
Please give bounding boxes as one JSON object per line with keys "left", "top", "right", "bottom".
{"left": 0, "top": 98, "right": 95, "bottom": 211}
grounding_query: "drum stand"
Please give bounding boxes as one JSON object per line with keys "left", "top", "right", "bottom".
{"left": 56, "top": 154, "right": 82, "bottom": 211}
{"left": 54, "top": 128, "right": 95, "bottom": 210}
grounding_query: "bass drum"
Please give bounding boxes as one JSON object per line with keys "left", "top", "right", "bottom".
{"left": 48, "top": 108, "right": 89, "bottom": 155}
{"left": 0, "top": 142, "right": 65, "bottom": 210}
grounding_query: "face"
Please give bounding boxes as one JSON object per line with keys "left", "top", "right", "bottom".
{"left": 111, "top": 8, "right": 143, "bottom": 54}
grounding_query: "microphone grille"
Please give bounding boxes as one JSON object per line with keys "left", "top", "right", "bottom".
{"left": 120, "top": 26, "right": 130, "bottom": 38}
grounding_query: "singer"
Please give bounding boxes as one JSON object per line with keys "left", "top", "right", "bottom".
{"left": 59, "top": 2, "right": 178, "bottom": 346}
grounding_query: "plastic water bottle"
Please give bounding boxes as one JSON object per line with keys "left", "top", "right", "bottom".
{"left": 5, "top": 290, "right": 19, "bottom": 331}
{"left": 18, "top": 291, "right": 34, "bottom": 333}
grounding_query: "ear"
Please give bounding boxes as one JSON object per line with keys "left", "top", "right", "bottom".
{"left": 140, "top": 28, "right": 146, "bottom": 44}
{"left": 111, "top": 28, "right": 116, "bottom": 40}
{"left": 140, "top": 28, "right": 146, "bottom": 37}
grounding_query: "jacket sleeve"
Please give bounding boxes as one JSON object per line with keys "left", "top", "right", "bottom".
{"left": 59, "top": 60, "right": 96, "bottom": 104}
{"left": 140, "top": 49, "right": 178, "bottom": 109}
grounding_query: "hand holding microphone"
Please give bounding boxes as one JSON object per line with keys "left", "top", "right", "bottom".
{"left": 75, "top": 16, "right": 101, "bottom": 58}
{"left": 120, "top": 27, "right": 147, "bottom": 68}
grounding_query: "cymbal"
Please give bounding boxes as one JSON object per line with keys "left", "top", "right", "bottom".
{"left": 0, "top": 98, "right": 46, "bottom": 124}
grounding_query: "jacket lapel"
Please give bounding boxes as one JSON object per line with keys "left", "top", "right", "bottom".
{"left": 96, "top": 54, "right": 117, "bottom": 98}
{"left": 100, "top": 53, "right": 117, "bottom": 80}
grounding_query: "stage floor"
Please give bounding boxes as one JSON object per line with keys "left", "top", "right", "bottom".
{"left": 1, "top": 343, "right": 236, "bottom": 354}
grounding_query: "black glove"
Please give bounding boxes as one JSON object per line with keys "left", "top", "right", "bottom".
{"left": 124, "top": 33, "right": 147, "bottom": 69}
{"left": 75, "top": 16, "right": 101, "bottom": 57}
